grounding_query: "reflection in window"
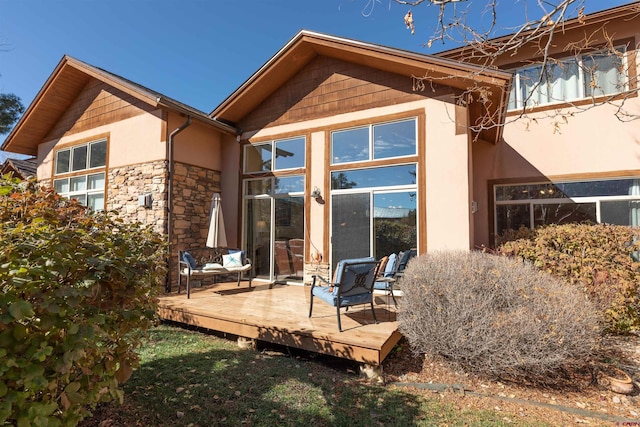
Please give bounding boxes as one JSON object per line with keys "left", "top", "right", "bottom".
{"left": 373, "top": 192, "right": 417, "bottom": 259}
{"left": 245, "top": 176, "right": 304, "bottom": 196}
{"left": 54, "top": 139, "right": 107, "bottom": 211}
{"left": 244, "top": 137, "right": 305, "bottom": 173}
{"left": 53, "top": 172, "right": 105, "bottom": 211}
{"left": 496, "top": 204, "right": 531, "bottom": 235}
{"left": 534, "top": 202, "right": 596, "bottom": 227}
{"left": 331, "top": 118, "right": 416, "bottom": 164}
{"left": 332, "top": 127, "right": 369, "bottom": 164}
{"left": 496, "top": 179, "right": 640, "bottom": 201}
{"left": 331, "top": 165, "right": 416, "bottom": 190}
{"left": 55, "top": 139, "right": 106, "bottom": 174}
{"left": 495, "top": 178, "right": 640, "bottom": 237}
{"left": 275, "top": 176, "right": 305, "bottom": 194}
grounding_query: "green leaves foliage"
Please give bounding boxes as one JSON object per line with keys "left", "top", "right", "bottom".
{"left": 0, "top": 177, "right": 166, "bottom": 425}
{"left": 499, "top": 223, "right": 640, "bottom": 333}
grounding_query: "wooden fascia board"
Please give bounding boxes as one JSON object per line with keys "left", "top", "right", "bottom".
{"left": 212, "top": 39, "right": 318, "bottom": 122}
{"left": 439, "top": 2, "right": 640, "bottom": 61}
{"left": 213, "top": 32, "right": 512, "bottom": 125}
{"left": 0, "top": 56, "right": 75, "bottom": 154}
{"left": 307, "top": 36, "right": 511, "bottom": 90}
{"left": 65, "top": 59, "right": 160, "bottom": 108}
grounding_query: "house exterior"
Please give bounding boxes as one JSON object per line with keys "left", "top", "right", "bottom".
{"left": 0, "top": 158, "right": 37, "bottom": 180}
{"left": 439, "top": 2, "right": 640, "bottom": 246}
{"left": 3, "top": 2, "right": 639, "bottom": 288}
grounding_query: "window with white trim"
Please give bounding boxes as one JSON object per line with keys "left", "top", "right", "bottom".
{"left": 53, "top": 139, "right": 107, "bottom": 211}
{"left": 508, "top": 46, "right": 628, "bottom": 110}
{"left": 494, "top": 178, "right": 640, "bottom": 236}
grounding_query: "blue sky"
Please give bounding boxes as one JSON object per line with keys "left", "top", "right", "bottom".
{"left": 0, "top": 0, "right": 632, "bottom": 161}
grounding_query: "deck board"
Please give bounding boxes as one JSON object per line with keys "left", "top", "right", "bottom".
{"left": 157, "top": 281, "right": 401, "bottom": 365}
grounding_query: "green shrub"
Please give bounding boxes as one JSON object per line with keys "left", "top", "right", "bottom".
{"left": 398, "top": 250, "right": 600, "bottom": 382}
{"left": 499, "top": 224, "right": 640, "bottom": 333}
{"left": 0, "top": 177, "right": 166, "bottom": 426}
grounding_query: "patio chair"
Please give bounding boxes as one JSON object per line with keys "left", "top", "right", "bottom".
{"left": 373, "top": 253, "right": 398, "bottom": 307}
{"left": 309, "top": 257, "right": 380, "bottom": 332}
{"left": 373, "top": 249, "right": 417, "bottom": 307}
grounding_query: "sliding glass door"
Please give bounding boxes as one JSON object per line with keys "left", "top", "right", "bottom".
{"left": 331, "top": 186, "right": 417, "bottom": 270}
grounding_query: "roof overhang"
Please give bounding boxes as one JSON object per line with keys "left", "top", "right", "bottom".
{"left": 438, "top": 1, "right": 640, "bottom": 62}
{"left": 2, "top": 56, "right": 238, "bottom": 156}
{"left": 212, "top": 30, "right": 513, "bottom": 143}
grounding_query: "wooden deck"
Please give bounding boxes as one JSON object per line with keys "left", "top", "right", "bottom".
{"left": 157, "top": 281, "right": 402, "bottom": 366}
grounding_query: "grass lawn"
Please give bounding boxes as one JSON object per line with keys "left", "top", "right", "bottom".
{"left": 80, "top": 324, "right": 549, "bottom": 427}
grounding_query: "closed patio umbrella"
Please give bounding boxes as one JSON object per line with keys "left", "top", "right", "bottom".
{"left": 206, "top": 193, "right": 227, "bottom": 248}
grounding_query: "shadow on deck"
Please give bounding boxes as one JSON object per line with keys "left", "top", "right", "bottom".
{"left": 157, "top": 281, "right": 402, "bottom": 366}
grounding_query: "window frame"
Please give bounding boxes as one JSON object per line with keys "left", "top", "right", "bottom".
{"left": 330, "top": 117, "right": 418, "bottom": 166}
{"left": 243, "top": 136, "right": 306, "bottom": 174}
{"left": 53, "top": 138, "right": 108, "bottom": 211}
{"left": 493, "top": 177, "right": 640, "bottom": 239}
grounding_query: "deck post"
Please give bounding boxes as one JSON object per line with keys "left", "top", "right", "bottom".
{"left": 237, "top": 336, "right": 257, "bottom": 350}
{"left": 360, "top": 363, "right": 383, "bottom": 383}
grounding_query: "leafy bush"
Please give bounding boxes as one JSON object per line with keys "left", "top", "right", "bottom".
{"left": 398, "top": 250, "right": 601, "bottom": 382}
{"left": 499, "top": 224, "right": 640, "bottom": 333}
{"left": 0, "top": 177, "right": 166, "bottom": 426}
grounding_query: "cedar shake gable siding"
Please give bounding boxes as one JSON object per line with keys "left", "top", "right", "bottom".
{"left": 238, "top": 55, "right": 454, "bottom": 131}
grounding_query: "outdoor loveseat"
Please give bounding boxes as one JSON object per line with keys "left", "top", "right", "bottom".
{"left": 178, "top": 247, "right": 252, "bottom": 298}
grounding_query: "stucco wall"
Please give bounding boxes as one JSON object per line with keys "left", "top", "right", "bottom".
{"left": 424, "top": 99, "right": 472, "bottom": 251}
{"left": 37, "top": 111, "right": 165, "bottom": 181}
{"left": 236, "top": 98, "right": 474, "bottom": 265}
{"left": 472, "top": 99, "right": 640, "bottom": 248}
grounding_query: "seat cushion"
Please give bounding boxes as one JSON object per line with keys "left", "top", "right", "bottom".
{"left": 312, "top": 285, "right": 373, "bottom": 307}
{"left": 183, "top": 251, "right": 197, "bottom": 269}
{"left": 383, "top": 253, "right": 397, "bottom": 278}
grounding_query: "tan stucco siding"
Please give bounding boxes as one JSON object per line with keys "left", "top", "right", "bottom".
{"left": 37, "top": 111, "right": 165, "bottom": 181}
{"left": 168, "top": 112, "right": 224, "bottom": 171}
{"left": 424, "top": 98, "right": 472, "bottom": 251}
{"left": 472, "top": 98, "right": 640, "bottom": 248}
{"left": 239, "top": 98, "right": 474, "bottom": 257}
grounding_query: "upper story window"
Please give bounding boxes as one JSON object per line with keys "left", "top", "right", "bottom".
{"left": 53, "top": 139, "right": 107, "bottom": 211}
{"left": 244, "top": 136, "right": 305, "bottom": 173}
{"left": 55, "top": 139, "right": 107, "bottom": 174}
{"left": 331, "top": 118, "right": 417, "bottom": 165}
{"left": 508, "top": 46, "right": 628, "bottom": 110}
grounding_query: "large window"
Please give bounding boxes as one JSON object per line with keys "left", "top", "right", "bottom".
{"left": 494, "top": 178, "right": 640, "bottom": 236}
{"left": 331, "top": 118, "right": 417, "bottom": 165}
{"left": 243, "top": 136, "right": 306, "bottom": 282}
{"left": 330, "top": 118, "right": 418, "bottom": 269}
{"left": 508, "top": 46, "right": 628, "bottom": 110}
{"left": 53, "top": 139, "right": 107, "bottom": 211}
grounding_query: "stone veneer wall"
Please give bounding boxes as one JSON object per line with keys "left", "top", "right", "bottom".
{"left": 107, "top": 160, "right": 222, "bottom": 291}
{"left": 170, "top": 162, "right": 222, "bottom": 289}
{"left": 107, "top": 160, "right": 168, "bottom": 235}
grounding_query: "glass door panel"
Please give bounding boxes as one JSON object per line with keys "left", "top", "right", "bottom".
{"left": 274, "top": 197, "right": 305, "bottom": 281}
{"left": 373, "top": 191, "right": 417, "bottom": 259}
{"left": 331, "top": 193, "right": 371, "bottom": 269}
{"left": 244, "top": 198, "right": 271, "bottom": 280}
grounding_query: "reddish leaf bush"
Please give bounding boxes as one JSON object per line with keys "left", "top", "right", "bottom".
{"left": 398, "top": 251, "right": 600, "bottom": 382}
{"left": 499, "top": 224, "right": 640, "bottom": 333}
{"left": 0, "top": 177, "right": 166, "bottom": 426}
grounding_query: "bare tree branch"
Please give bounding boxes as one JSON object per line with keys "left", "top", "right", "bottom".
{"left": 363, "top": 0, "right": 640, "bottom": 136}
